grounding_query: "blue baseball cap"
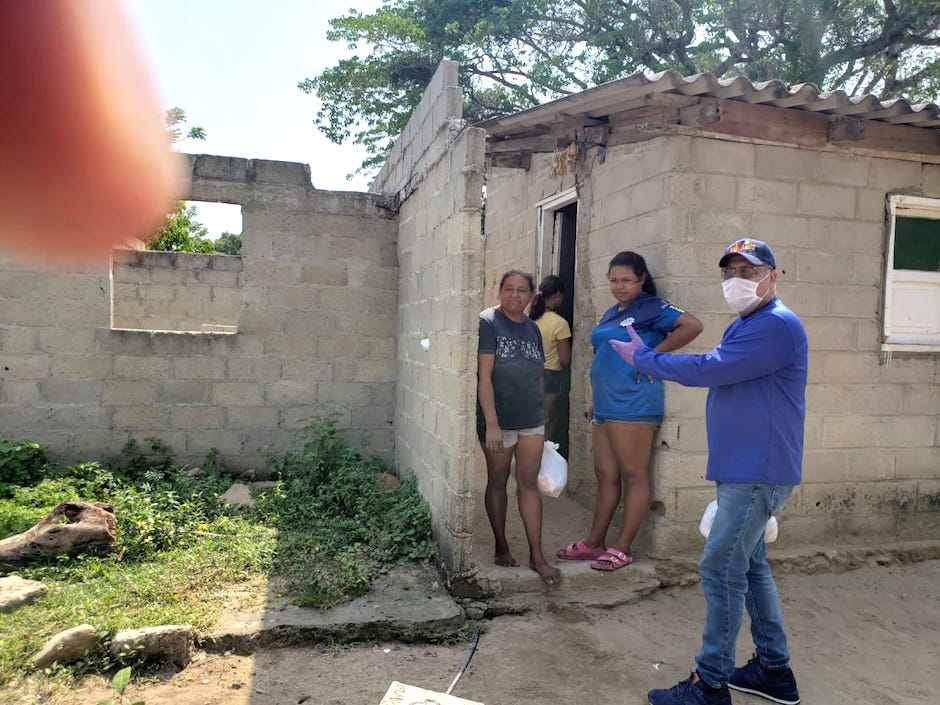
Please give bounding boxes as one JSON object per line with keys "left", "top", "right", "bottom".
{"left": 719, "top": 238, "right": 776, "bottom": 269}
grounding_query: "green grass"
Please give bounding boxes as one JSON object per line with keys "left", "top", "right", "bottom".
{"left": 0, "top": 417, "right": 436, "bottom": 688}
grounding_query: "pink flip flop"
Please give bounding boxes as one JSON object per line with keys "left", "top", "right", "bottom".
{"left": 556, "top": 540, "right": 607, "bottom": 561}
{"left": 590, "top": 548, "right": 633, "bottom": 571}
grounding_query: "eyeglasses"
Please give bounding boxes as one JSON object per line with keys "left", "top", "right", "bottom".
{"left": 720, "top": 265, "right": 768, "bottom": 280}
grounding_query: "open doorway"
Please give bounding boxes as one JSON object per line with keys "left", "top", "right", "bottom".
{"left": 536, "top": 191, "right": 577, "bottom": 458}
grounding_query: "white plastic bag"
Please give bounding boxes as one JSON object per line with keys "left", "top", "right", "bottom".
{"left": 698, "top": 499, "right": 778, "bottom": 543}
{"left": 537, "top": 441, "right": 567, "bottom": 498}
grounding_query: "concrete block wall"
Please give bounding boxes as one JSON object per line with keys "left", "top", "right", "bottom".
{"left": 372, "top": 61, "right": 488, "bottom": 577}
{"left": 0, "top": 154, "right": 398, "bottom": 472}
{"left": 484, "top": 133, "right": 940, "bottom": 558}
{"left": 647, "top": 138, "right": 940, "bottom": 555}
{"left": 111, "top": 249, "right": 242, "bottom": 332}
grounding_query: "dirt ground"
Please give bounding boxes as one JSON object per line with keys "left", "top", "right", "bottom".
{"left": 7, "top": 558, "right": 938, "bottom": 705}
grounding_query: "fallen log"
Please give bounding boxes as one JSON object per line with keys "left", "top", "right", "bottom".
{"left": 0, "top": 501, "right": 116, "bottom": 573}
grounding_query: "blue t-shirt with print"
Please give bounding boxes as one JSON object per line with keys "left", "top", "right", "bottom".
{"left": 590, "top": 293, "right": 684, "bottom": 420}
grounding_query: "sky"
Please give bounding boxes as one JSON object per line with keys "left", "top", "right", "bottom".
{"left": 125, "top": 0, "right": 383, "bottom": 238}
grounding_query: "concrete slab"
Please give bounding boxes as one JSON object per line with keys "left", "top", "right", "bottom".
{"left": 203, "top": 562, "right": 466, "bottom": 653}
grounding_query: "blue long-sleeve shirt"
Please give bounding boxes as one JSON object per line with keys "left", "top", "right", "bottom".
{"left": 632, "top": 298, "right": 808, "bottom": 484}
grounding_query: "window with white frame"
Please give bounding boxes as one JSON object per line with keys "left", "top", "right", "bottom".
{"left": 884, "top": 195, "right": 940, "bottom": 349}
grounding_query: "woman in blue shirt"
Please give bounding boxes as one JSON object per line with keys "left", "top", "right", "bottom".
{"left": 557, "top": 252, "right": 702, "bottom": 570}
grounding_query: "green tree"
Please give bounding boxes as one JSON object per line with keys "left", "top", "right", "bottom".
{"left": 146, "top": 202, "right": 216, "bottom": 253}
{"left": 214, "top": 231, "right": 243, "bottom": 255}
{"left": 302, "top": 0, "right": 940, "bottom": 174}
{"left": 146, "top": 107, "right": 212, "bottom": 253}
{"left": 165, "top": 106, "right": 207, "bottom": 144}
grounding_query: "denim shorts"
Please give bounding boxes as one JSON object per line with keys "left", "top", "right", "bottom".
{"left": 591, "top": 415, "right": 662, "bottom": 426}
{"left": 477, "top": 424, "right": 545, "bottom": 447}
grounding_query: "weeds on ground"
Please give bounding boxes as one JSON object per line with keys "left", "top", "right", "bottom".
{"left": 0, "top": 417, "right": 435, "bottom": 690}
{"left": 255, "top": 415, "right": 435, "bottom": 606}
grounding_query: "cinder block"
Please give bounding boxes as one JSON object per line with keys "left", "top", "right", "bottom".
{"left": 211, "top": 382, "right": 263, "bottom": 406}
{"left": 49, "top": 405, "right": 112, "bottom": 431}
{"left": 901, "top": 384, "right": 940, "bottom": 415}
{"left": 171, "top": 357, "right": 226, "bottom": 380}
{"left": 170, "top": 406, "right": 225, "bottom": 430}
{"left": 755, "top": 144, "right": 817, "bottom": 182}
{"left": 184, "top": 430, "right": 245, "bottom": 457}
{"left": 0, "top": 351, "right": 52, "bottom": 380}
{"left": 113, "top": 355, "right": 171, "bottom": 380}
{"left": 881, "top": 415, "right": 936, "bottom": 447}
{"left": 856, "top": 187, "right": 889, "bottom": 222}
{"left": 827, "top": 219, "right": 884, "bottom": 254}
{"left": 803, "top": 316, "right": 857, "bottom": 351}
{"left": 691, "top": 138, "right": 756, "bottom": 175}
{"left": 923, "top": 163, "right": 940, "bottom": 194}
{"left": 264, "top": 380, "right": 313, "bottom": 405}
{"left": 806, "top": 383, "right": 903, "bottom": 416}
{"left": 815, "top": 152, "right": 870, "bottom": 186}
{"left": 0, "top": 380, "right": 40, "bottom": 404}
{"left": 158, "top": 379, "right": 210, "bottom": 404}
{"left": 821, "top": 415, "right": 883, "bottom": 448}
{"left": 112, "top": 406, "right": 171, "bottom": 430}
{"left": 226, "top": 406, "right": 279, "bottom": 430}
{"left": 101, "top": 380, "right": 159, "bottom": 405}
{"left": 868, "top": 158, "right": 924, "bottom": 190}
{"left": 193, "top": 154, "right": 250, "bottom": 181}
{"left": 828, "top": 286, "right": 881, "bottom": 320}
{"left": 804, "top": 448, "right": 848, "bottom": 478}
{"left": 667, "top": 173, "right": 737, "bottom": 209}
{"left": 797, "top": 183, "right": 856, "bottom": 218}
{"left": 852, "top": 253, "right": 884, "bottom": 286}
{"left": 736, "top": 178, "right": 799, "bottom": 214}
{"left": 844, "top": 448, "right": 896, "bottom": 481}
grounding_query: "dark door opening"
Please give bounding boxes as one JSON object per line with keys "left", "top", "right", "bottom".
{"left": 552, "top": 203, "right": 577, "bottom": 459}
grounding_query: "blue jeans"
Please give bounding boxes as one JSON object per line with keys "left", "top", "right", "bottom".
{"left": 696, "top": 482, "right": 794, "bottom": 688}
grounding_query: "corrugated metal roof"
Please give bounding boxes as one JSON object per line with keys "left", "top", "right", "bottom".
{"left": 477, "top": 69, "right": 940, "bottom": 138}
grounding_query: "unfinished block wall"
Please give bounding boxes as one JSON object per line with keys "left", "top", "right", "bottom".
{"left": 0, "top": 155, "right": 398, "bottom": 472}
{"left": 372, "top": 61, "right": 487, "bottom": 577}
{"left": 110, "top": 249, "right": 243, "bottom": 333}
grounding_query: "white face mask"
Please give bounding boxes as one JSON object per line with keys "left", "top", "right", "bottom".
{"left": 722, "top": 271, "right": 770, "bottom": 315}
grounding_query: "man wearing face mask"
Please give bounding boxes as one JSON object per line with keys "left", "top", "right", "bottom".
{"left": 610, "top": 238, "right": 807, "bottom": 705}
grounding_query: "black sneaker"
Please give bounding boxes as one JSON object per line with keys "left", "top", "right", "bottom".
{"left": 728, "top": 654, "right": 801, "bottom": 705}
{"left": 648, "top": 672, "right": 732, "bottom": 705}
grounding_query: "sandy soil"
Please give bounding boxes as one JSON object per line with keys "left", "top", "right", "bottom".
{"left": 7, "top": 558, "right": 937, "bottom": 705}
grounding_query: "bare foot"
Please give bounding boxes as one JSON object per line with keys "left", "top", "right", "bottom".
{"left": 495, "top": 550, "right": 519, "bottom": 567}
{"left": 529, "top": 559, "right": 561, "bottom": 585}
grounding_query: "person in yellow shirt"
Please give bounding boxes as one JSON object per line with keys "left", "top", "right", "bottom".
{"left": 529, "top": 276, "right": 572, "bottom": 446}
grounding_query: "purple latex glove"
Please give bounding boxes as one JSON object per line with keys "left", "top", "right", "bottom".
{"left": 609, "top": 324, "right": 644, "bottom": 366}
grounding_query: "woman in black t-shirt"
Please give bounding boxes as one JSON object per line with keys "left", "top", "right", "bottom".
{"left": 477, "top": 269, "right": 560, "bottom": 585}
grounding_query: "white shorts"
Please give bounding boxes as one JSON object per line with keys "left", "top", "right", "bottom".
{"left": 499, "top": 425, "right": 544, "bottom": 447}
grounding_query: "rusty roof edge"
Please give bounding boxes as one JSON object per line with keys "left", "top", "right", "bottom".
{"left": 475, "top": 69, "right": 940, "bottom": 137}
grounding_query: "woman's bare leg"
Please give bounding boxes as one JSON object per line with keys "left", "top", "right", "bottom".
{"left": 482, "top": 442, "right": 517, "bottom": 566}
{"left": 513, "top": 433, "right": 560, "bottom": 584}
{"left": 605, "top": 422, "right": 656, "bottom": 556}
{"left": 584, "top": 423, "right": 621, "bottom": 550}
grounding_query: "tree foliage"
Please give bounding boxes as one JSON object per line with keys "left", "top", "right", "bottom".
{"left": 165, "top": 106, "right": 207, "bottom": 144}
{"left": 146, "top": 202, "right": 216, "bottom": 253}
{"left": 214, "top": 231, "right": 243, "bottom": 255}
{"left": 146, "top": 108, "right": 216, "bottom": 253}
{"left": 301, "top": 0, "right": 940, "bottom": 174}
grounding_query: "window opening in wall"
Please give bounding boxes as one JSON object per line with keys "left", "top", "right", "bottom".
{"left": 144, "top": 201, "right": 243, "bottom": 255}
{"left": 883, "top": 195, "right": 940, "bottom": 351}
{"left": 110, "top": 200, "right": 244, "bottom": 334}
